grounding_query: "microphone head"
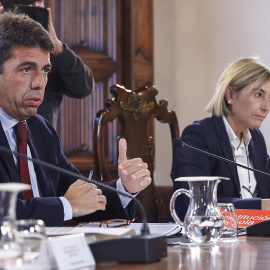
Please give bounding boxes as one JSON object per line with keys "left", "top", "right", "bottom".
{"left": 173, "top": 138, "right": 184, "bottom": 148}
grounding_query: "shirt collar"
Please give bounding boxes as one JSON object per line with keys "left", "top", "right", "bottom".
{"left": 0, "top": 107, "right": 19, "bottom": 132}
{"left": 222, "top": 115, "right": 251, "bottom": 151}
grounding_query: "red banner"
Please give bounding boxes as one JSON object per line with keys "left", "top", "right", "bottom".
{"left": 235, "top": 209, "right": 270, "bottom": 227}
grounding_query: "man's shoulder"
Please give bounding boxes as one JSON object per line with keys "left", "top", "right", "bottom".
{"left": 27, "top": 114, "right": 56, "bottom": 134}
{"left": 26, "top": 115, "right": 61, "bottom": 150}
{"left": 27, "top": 114, "right": 48, "bottom": 126}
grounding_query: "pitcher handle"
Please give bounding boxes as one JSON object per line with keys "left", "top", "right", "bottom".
{"left": 170, "top": 188, "right": 191, "bottom": 228}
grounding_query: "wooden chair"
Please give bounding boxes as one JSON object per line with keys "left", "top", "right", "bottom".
{"left": 93, "top": 84, "right": 180, "bottom": 222}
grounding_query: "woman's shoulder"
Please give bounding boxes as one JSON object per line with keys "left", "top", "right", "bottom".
{"left": 180, "top": 116, "right": 224, "bottom": 149}
{"left": 250, "top": 128, "right": 266, "bottom": 147}
{"left": 250, "top": 128, "right": 263, "bottom": 137}
{"left": 183, "top": 116, "right": 221, "bottom": 133}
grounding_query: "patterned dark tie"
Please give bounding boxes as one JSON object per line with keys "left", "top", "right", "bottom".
{"left": 14, "top": 122, "right": 34, "bottom": 200}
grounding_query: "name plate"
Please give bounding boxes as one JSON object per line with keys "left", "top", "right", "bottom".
{"left": 235, "top": 209, "right": 270, "bottom": 227}
{"left": 48, "top": 233, "right": 95, "bottom": 270}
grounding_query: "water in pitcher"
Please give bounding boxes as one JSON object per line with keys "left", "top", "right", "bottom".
{"left": 184, "top": 215, "right": 223, "bottom": 243}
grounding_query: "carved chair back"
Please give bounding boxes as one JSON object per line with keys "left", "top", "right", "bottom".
{"left": 93, "top": 84, "right": 180, "bottom": 222}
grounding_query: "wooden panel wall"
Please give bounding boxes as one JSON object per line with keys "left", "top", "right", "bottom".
{"left": 44, "top": 0, "right": 153, "bottom": 175}
{"left": 122, "top": 0, "right": 154, "bottom": 88}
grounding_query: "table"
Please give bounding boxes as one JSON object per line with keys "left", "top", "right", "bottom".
{"left": 95, "top": 236, "right": 270, "bottom": 270}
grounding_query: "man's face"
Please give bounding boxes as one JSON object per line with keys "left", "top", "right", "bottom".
{"left": 33, "top": 1, "right": 45, "bottom": 8}
{"left": 0, "top": 45, "right": 51, "bottom": 121}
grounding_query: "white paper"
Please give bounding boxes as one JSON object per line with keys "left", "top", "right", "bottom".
{"left": 128, "top": 223, "right": 181, "bottom": 236}
{"left": 174, "top": 176, "right": 230, "bottom": 181}
{"left": 46, "top": 223, "right": 181, "bottom": 239}
{"left": 45, "top": 226, "right": 135, "bottom": 237}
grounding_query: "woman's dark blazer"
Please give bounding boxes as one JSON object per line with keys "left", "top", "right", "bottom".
{"left": 170, "top": 116, "right": 270, "bottom": 221}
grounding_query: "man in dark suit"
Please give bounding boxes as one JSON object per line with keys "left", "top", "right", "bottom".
{"left": 0, "top": 1, "right": 94, "bottom": 129}
{"left": 0, "top": 12, "right": 151, "bottom": 226}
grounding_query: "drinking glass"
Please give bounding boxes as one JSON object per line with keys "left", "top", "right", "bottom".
{"left": 218, "top": 203, "right": 238, "bottom": 241}
{"left": 16, "top": 219, "right": 50, "bottom": 269}
{"left": 0, "top": 183, "right": 30, "bottom": 267}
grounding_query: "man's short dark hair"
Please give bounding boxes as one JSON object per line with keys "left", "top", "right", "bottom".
{"left": 0, "top": 12, "right": 55, "bottom": 73}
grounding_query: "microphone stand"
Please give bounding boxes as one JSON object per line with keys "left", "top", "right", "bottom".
{"left": 176, "top": 139, "right": 270, "bottom": 177}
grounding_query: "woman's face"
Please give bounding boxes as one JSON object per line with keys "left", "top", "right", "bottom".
{"left": 226, "top": 80, "right": 270, "bottom": 135}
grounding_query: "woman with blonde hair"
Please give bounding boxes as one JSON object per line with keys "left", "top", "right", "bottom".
{"left": 170, "top": 56, "right": 270, "bottom": 221}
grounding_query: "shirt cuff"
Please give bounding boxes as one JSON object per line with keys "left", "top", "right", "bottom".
{"left": 59, "top": 196, "right": 73, "bottom": 221}
{"left": 116, "top": 178, "right": 136, "bottom": 208}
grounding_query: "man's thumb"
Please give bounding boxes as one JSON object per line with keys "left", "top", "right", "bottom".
{"left": 118, "top": 138, "right": 127, "bottom": 164}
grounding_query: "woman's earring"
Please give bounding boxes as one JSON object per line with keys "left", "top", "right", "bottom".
{"left": 228, "top": 100, "right": 231, "bottom": 104}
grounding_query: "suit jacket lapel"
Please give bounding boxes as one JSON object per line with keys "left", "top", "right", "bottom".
{"left": 27, "top": 118, "right": 56, "bottom": 197}
{"left": 212, "top": 116, "right": 241, "bottom": 193}
{"left": 248, "top": 137, "right": 269, "bottom": 197}
{"left": 0, "top": 122, "right": 20, "bottom": 183}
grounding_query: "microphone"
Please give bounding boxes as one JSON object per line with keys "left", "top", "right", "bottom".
{"left": 173, "top": 139, "right": 270, "bottom": 177}
{"left": 173, "top": 138, "right": 270, "bottom": 236}
{"left": 0, "top": 145, "right": 167, "bottom": 263}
